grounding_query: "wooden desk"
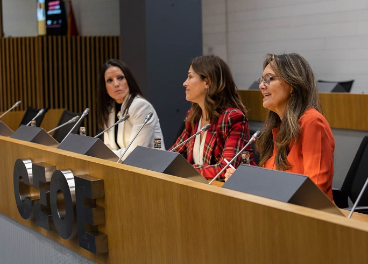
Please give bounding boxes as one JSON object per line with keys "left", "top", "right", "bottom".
{"left": 211, "top": 179, "right": 368, "bottom": 223}
{"left": 341, "top": 210, "right": 368, "bottom": 223}
{"left": 2, "top": 136, "right": 368, "bottom": 263}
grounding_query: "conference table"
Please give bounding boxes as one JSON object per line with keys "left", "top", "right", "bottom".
{"left": 1, "top": 133, "right": 368, "bottom": 264}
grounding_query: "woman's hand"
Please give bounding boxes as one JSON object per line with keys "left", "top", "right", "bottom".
{"left": 224, "top": 168, "right": 236, "bottom": 182}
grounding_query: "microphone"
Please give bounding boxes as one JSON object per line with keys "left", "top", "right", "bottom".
{"left": 26, "top": 109, "right": 45, "bottom": 126}
{"left": 47, "top": 115, "right": 80, "bottom": 134}
{"left": 208, "top": 130, "right": 261, "bottom": 185}
{"left": 0, "top": 101, "right": 21, "bottom": 119}
{"left": 117, "top": 112, "right": 153, "bottom": 163}
{"left": 60, "top": 108, "right": 89, "bottom": 144}
{"left": 170, "top": 123, "right": 211, "bottom": 152}
{"left": 144, "top": 112, "right": 153, "bottom": 123}
{"left": 94, "top": 114, "right": 130, "bottom": 138}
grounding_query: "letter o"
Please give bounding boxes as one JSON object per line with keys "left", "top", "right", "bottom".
{"left": 50, "top": 169, "right": 77, "bottom": 239}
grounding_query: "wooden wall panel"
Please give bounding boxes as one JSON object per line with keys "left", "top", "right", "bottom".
{"left": 239, "top": 90, "right": 368, "bottom": 131}
{"left": 0, "top": 36, "right": 120, "bottom": 135}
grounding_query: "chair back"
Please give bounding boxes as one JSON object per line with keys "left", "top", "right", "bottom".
{"left": 19, "top": 107, "right": 48, "bottom": 127}
{"left": 52, "top": 110, "right": 81, "bottom": 143}
{"left": 341, "top": 136, "right": 368, "bottom": 205}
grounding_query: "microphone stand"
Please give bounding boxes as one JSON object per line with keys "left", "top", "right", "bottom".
{"left": 208, "top": 130, "right": 260, "bottom": 185}
{"left": 94, "top": 114, "right": 130, "bottom": 138}
{"left": 47, "top": 116, "right": 80, "bottom": 133}
{"left": 348, "top": 177, "right": 368, "bottom": 219}
{"left": 26, "top": 109, "right": 45, "bottom": 126}
{"left": 60, "top": 108, "right": 89, "bottom": 144}
{"left": 117, "top": 112, "right": 153, "bottom": 163}
{"left": 170, "top": 123, "right": 211, "bottom": 152}
{"left": 0, "top": 101, "right": 21, "bottom": 119}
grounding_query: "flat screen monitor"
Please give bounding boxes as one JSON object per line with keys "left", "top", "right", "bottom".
{"left": 45, "top": 0, "right": 67, "bottom": 35}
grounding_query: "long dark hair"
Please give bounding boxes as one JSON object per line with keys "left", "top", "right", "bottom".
{"left": 256, "top": 53, "right": 321, "bottom": 170}
{"left": 97, "top": 59, "right": 143, "bottom": 128}
{"left": 186, "top": 55, "right": 247, "bottom": 128}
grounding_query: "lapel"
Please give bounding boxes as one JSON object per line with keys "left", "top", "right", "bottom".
{"left": 116, "top": 112, "right": 127, "bottom": 148}
{"left": 187, "top": 122, "right": 198, "bottom": 163}
{"left": 202, "top": 123, "right": 217, "bottom": 164}
{"left": 116, "top": 95, "right": 132, "bottom": 148}
{"left": 187, "top": 121, "right": 217, "bottom": 165}
{"left": 106, "top": 107, "right": 119, "bottom": 150}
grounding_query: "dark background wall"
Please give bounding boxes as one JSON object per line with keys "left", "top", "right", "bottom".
{"left": 120, "top": 0, "right": 202, "bottom": 147}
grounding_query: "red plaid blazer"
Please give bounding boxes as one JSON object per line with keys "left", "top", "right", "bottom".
{"left": 169, "top": 107, "right": 254, "bottom": 179}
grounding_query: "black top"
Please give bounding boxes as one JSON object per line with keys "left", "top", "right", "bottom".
{"left": 114, "top": 103, "right": 122, "bottom": 146}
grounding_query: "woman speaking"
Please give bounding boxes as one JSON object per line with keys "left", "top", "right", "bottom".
{"left": 225, "top": 53, "right": 334, "bottom": 200}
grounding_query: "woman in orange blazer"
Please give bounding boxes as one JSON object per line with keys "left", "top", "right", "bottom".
{"left": 225, "top": 53, "right": 334, "bottom": 200}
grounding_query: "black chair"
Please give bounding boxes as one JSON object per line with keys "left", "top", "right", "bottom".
{"left": 318, "top": 80, "right": 354, "bottom": 93}
{"left": 52, "top": 110, "right": 81, "bottom": 143}
{"left": 333, "top": 136, "right": 368, "bottom": 213}
{"left": 19, "top": 107, "right": 48, "bottom": 127}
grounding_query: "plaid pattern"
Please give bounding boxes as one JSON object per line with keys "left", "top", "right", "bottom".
{"left": 170, "top": 108, "right": 254, "bottom": 179}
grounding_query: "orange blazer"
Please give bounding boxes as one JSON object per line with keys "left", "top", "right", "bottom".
{"left": 263, "top": 108, "right": 335, "bottom": 200}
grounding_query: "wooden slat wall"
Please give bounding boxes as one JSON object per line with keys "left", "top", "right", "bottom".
{"left": 238, "top": 90, "right": 368, "bottom": 131}
{"left": 0, "top": 36, "right": 120, "bottom": 135}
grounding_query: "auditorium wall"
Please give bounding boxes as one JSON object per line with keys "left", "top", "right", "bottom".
{"left": 4, "top": 0, "right": 368, "bottom": 93}
{"left": 202, "top": 0, "right": 368, "bottom": 93}
{"left": 2, "top": 0, "right": 120, "bottom": 37}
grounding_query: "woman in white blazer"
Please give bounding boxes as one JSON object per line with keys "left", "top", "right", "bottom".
{"left": 98, "top": 59, "right": 165, "bottom": 159}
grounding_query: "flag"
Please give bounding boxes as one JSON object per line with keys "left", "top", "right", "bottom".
{"left": 67, "top": 0, "right": 79, "bottom": 36}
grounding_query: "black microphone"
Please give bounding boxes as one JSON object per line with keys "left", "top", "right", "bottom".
{"left": 26, "top": 109, "right": 45, "bottom": 126}
{"left": 170, "top": 123, "right": 211, "bottom": 152}
{"left": 208, "top": 130, "right": 261, "bottom": 185}
{"left": 117, "top": 112, "right": 153, "bottom": 163}
{"left": 0, "top": 101, "right": 21, "bottom": 119}
{"left": 60, "top": 108, "right": 89, "bottom": 143}
{"left": 94, "top": 114, "right": 130, "bottom": 138}
{"left": 47, "top": 115, "right": 80, "bottom": 134}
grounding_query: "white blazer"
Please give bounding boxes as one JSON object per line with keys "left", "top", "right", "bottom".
{"left": 104, "top": 96, "right": 165, "bottom": 160}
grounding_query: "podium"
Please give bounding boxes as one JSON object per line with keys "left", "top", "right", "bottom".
{"left": 2, "top": 136, "right": 368, "bottom": 264}
{"left": 57, "top": 133, "right": 118, "bottom": 161}
{"left": 0, "top": 121, "right": 14, "bottom": 136}
{"left": 10, "top": 125, "right": 58, "bottom": 146}
{"left": 123, "top": 146, "right": 208, "bottom": 183}
{"left": 223, "top": 165, "right": 343, "bottom": 216}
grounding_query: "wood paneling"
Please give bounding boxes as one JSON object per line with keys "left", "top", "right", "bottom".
{"left": 0, "top": 109, "right": 64, "bottom": 133}
{"left": 239, "top": 90, "right": 368, "bottom": 131}
{"left": 0, "top": 111, "right": 25, "bottom": 131}
{"left": 2, "top": 136, "right": 368, "bottom": 263}
{"left": 40, "top": 108, "right": 66, "bottom": 134}
{"left": 0, "top": 36, "right": 120, "bottom": 136}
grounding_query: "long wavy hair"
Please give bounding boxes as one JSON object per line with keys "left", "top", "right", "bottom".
{"left": 256, "top": 53, "right": 321, "bottom": 170}
{"left": 186, "top": 55, "right": 247, "bottom": 128}
{"left": 97, "top": 59, "right": 143, "bottom": 128}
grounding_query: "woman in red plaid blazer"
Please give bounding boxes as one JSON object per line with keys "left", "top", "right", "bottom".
{"left": 169, "top": 55, "right": 254, "bottom": 180}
